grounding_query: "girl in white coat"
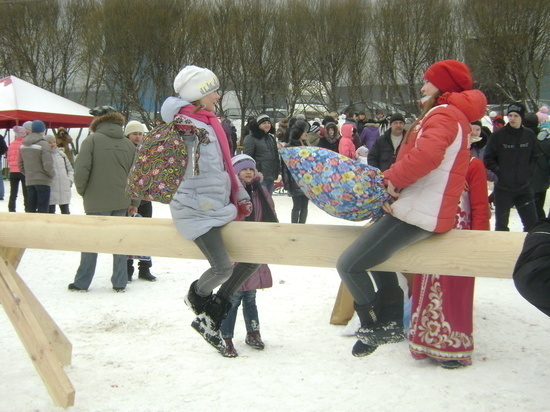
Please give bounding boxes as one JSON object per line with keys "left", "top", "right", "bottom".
{"left": 45, "top": 134, "right": 73, "bottom": 214}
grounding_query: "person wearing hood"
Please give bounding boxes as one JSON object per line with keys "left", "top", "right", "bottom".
{"left": 243, "top": 114, "right": 280, "bottom": 195}
{"left": 6, "top": 126, "right": 29, "bottom": 211}
{"left": 18, "top": 120, "right": 55, "bottom": 213}
{"left": 318, "top": 122, "right": 339, "bottom": 152}
{"left": 68, "top": 107, "right": 140, "bottom": 293}
{"left": 484, "top": 103, "right": 538, "bottom": 232}
{"left": 338, "top": 123, "right": 357, "bottom": 159}
{"left": 336, "top": 59, "right": 487, "bottom": 358}
{"left": 160, "top": 65, "right": 254, "bottom": 353}
{"left": 55, "top": 127, "right": 74, "bottom": 164}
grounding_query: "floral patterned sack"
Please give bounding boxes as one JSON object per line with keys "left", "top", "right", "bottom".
{"left": 279, "top": 146, "right": 391, "bottom": 222}
{"left": 126, "top": 120, "right": 190, "bottom": 204}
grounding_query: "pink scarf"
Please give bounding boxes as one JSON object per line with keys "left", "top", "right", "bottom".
{"left": 179, "top": 105, "right": 240, "bottom": 210}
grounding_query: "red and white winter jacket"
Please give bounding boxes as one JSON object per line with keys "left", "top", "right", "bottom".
{"left": 383, "top": 90, "right": 487, "bottom": 233}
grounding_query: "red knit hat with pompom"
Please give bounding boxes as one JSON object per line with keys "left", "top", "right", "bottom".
{"left": 424, "top": 60, "right": 473, "bottom": 93}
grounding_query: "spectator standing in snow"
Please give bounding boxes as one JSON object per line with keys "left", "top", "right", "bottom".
{"left": 0, "top": 134, "right": 7, "bottom": 201}
{"left": 44, "top": 134, "right": 73, "bottom": 214}
{"left": 243, "top": 114, "right": 280, "bottom": 195}
{"left": 18, "top": 120, "right": 55, "bottom": 213}
{"left": 68, "top": 106, "right": 140, "bottom": 292}
{"left": 368, "top": 113, "right": 406, "bottom": 172}
{"left": 338, "top": 123, "right": 357, "bottom": 159}
{"left": 318, "top": 122, "right": 339, "bottom": 152}
{"left": 124, "top": 120, "right": 157, "bottom": 282}
{"left": 6, "top": 126, "right": 29, "bottom": 211}
{"left": 55, "top": 127, "right": 74, "bottom": 164}
{"left": 484, "top": 103, "right": 539, "bottom": 232}
{"left": 337, "top": 60, "right": 487, "bottom": 357}
{"left": 281, "top": 122, "right": 310, "bottom": 224}
{"left": 220, "top": 154, "right": 278, "bottom": 357}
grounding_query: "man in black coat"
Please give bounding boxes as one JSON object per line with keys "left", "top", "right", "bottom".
{"left": 484, "top": 102, "right": 539, "bottom": 231}
{"left": 367, "top": 113, "right": 406, "bottom": 172}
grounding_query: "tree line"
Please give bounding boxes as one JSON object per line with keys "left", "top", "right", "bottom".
{"left": 0, "top": 0, "right": 548, "bottom": 129}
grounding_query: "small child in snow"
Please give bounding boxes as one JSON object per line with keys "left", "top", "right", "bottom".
{"left": 219, "top": 154, "right": 278, "bottom": 358}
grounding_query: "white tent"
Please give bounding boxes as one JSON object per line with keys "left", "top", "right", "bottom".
{"left": 0, "top": 75, "right": 93, "bottom": 129}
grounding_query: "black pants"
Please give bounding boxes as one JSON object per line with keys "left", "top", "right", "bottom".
{"left": 49, "top": 204, "right": 70, "bottom": 214}
{"left": 494, "top": 186, "right": 538, "bottom": 232}
{"left": 8, "top": 172, "right": 27, "bottom": 212}
{"left": 291, "top": 195, "right": 309, "bottom": 224}
{"left": 533, "top": 190, "right": 547, "bottom": 220}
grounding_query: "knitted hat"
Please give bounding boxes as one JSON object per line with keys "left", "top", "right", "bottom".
{"left": 536, "top": 106, "right": 549, "bottom": 124}
{"left": 13, "top": 126, "right": 27, "bottom": 137}
{"left": 125, "top": 121, "right": 145, "bottom": 136}
{"left": 424, "top": 60, "right": 473, "bottom": 93}
{"left": 231, "top": 154, "right": 256, "bottom": 174}
{"left": 89, "top": 105, "right": 117, "bottom": 116}
{"left": 44, "top": 134, "right": 56, "bottom": 143}
{"left": 256, "top": 114, "right": 271, "bottom": 126}
{"left": 507, "top": 102, "right": 525, "bottom": 119}
{"left": 173, "top": 65, "right": 219, "bottom": 102}
{"left": 23, "top": 121, "right": 33, "bottom": 132}
{"left": 389, "top": 113, "right": 405, "bottom": 124}
{"left": 310, "top": 123, "right": 320, "bottom": 134}
{"left": 31, "top": 120, "right": 46, "bottom": 133}
{"left": 296, "top": 114, "right": 306, "bottom": 121}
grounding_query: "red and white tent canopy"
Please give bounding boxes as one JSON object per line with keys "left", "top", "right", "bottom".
{"left": 0, "top": 75, "right": 93, "bottom": 129}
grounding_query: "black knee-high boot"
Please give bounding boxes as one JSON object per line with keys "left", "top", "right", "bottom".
{"left": 356, "top": 286, "right": 405, "bottom": 347}
{"left": 352, "top": 298, "right": 380, "bottom": 357}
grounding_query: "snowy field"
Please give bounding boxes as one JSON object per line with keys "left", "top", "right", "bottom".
{"left": 0, "top": 184, "right": 548, "bottom": 412}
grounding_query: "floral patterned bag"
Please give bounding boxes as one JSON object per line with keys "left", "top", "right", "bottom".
{"left": 126, "top": 118, "right": 194, "bottom": 204}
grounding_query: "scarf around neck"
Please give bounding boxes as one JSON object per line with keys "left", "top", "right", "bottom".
{"left": 179, "top": 105, "right": 240, "bottom": 211}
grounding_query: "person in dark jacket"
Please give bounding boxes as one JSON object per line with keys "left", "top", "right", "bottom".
{"left": 219, "top": 154, "right": 278, "bottom": 357}
{"left": 281, "top": 123, "right": 310, "bottom": 223}
{"left": 368, "top": 113, "right": 406, "bottom": 172}
{"left": 484, "top": 102, "right": 539, "bottom": 232}
{"left": 318, "top": 122, "right": 339, "bottom": 152}
{"left": 243, "top": 114, "right": 280, "bottom": 195}
{"left": 524, "top": 112, "right": 550, "bottom": 220}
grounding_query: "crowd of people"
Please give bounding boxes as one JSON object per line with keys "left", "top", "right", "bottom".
{"left": 1, "top": 60, "right": 548, "bottom": 363}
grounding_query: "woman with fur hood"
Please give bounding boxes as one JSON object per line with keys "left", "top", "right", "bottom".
{"left": 337, "top": 60, "right": 487, "bottom": 358}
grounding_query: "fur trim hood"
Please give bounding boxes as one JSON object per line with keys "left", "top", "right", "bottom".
{"left": 90, "top": 112, "right": 126, "bottom": 132}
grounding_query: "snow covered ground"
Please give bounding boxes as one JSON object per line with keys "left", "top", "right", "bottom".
{"left": 0, "top": 185, "right": 548, "bottom": 412}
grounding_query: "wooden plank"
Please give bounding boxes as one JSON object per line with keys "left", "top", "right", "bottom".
{"left": 0, "top": 212, "right": 526, "bottom": 278}
{"left": 0, "top": 246, "right": 26, "bottom": 269}
{"left": 0, "top": 258, "right": 75, "bottom": 407}
{"left": 0, "top": 249, "right": 72, "bottom": 365}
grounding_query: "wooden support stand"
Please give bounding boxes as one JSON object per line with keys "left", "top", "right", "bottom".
{"left": 0, "top": 212, "right": 528, "bottom": 407}
{"left": 0, "top": 247, "right": 74, "bottom": 408}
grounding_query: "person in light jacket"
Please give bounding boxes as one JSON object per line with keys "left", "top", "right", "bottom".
{"left": 45, "top": 134, "right": 73, "bottom": 214}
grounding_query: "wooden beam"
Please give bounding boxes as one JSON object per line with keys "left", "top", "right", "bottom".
{"left": 0, "top": 212, "right": 525, "bottom": 278}
{"left": 0, "top": 257, "right": 75, "bottom": 408}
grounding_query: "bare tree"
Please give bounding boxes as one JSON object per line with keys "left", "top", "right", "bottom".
{"left": 463, "top": 0, "right": 550, "bottom": 110}
{"left": 372, "top": 0, "right": 458, "bottom": 114}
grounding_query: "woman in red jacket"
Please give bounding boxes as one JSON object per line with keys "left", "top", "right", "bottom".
{"left": 338, "top": 123, "right": 357, "bottom": 159}
{"left": 336, "top": 60, "right": 487, "bottom": 357}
